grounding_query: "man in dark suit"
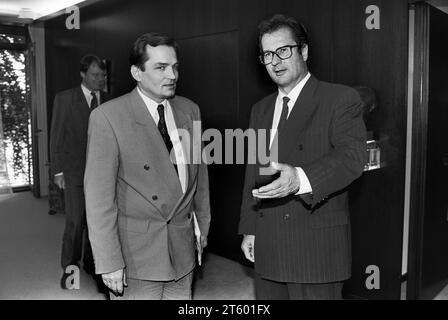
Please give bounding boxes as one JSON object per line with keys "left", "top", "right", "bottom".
{"left": 49, "top": 54, "right": 109, "bottom": 289}
{"left": 239, "top": 14, "right": 366, "bottom": 300}
{"left": 84, "top": 33, "right": 210, "bottom": 299}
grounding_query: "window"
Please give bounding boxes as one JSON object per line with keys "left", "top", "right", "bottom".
{"left": 0, "top": 26, "right": 32, "bottom": 190}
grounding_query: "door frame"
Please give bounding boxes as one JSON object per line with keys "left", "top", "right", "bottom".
{"left": 406, "top": 1, "right": 430, "bottom": 300}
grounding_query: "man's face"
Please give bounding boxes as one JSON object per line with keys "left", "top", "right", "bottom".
{"left": 131, "top": 45, "right": 178, "bottom": 103}
{"left": 261, "top": 27, "right": 308, "bottom": 94}
{"left": 81, "top": 63, "right": 106, "bottom": 91}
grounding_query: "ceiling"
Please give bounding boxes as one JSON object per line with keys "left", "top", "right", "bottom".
{"left": 0, "top": 0, "right": 447, "bottom": 26}
{"left": 427, "top": 0, "right": 448, "bottom": 13}
{"left": 0, "top": 0, "right": 102, "bottom": 25}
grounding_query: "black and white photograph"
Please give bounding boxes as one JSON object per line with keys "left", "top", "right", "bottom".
{"left": 0, "top": 0, "right": 448, "bottom": 307}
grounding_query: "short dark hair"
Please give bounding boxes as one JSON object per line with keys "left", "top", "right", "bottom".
{"left": 129, "top": 32, "right": 179, "bottom": 71}
{"left": 80, "top": 54, "right": 105, "bottom": 73}
{"left": 258, "top": 14, "right": 309, "bottom": 53}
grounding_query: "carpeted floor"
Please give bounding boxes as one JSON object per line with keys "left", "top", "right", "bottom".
{"left": 2, "top": 192, "right": 447, "bottom": 300}
{"left": 0, "top": 192, "right": 255, "bottom": 300}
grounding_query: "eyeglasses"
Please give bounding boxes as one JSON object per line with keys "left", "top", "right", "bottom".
{"left": 259, "top": 44, "right": 299, "bottom": 65}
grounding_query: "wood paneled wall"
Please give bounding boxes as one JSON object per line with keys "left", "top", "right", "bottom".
{"left": 45, "top": 0, "right": 409, "bottom": 299}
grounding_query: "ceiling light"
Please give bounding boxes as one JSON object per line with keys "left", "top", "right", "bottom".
{"left": 18, "top": 8, "right": 36, "bottom": 20}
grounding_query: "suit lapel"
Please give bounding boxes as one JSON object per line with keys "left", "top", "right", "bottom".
{"left": 129, "top": 88, "right": 183, "bottom": 204}
{"left": 165, "top": 97, "right": 197, "bottom": 220}
{"left": 278, "top": 75, "right": 319, "bottom": 162}
{"left": 73, "top": 87, "right": 91, "bottom": 135}
{"left": 259, "top": 94, "right": 277, "bottom": 162}
{"left": 170, "top": 98, "right": 192, "bottom": 190}
{"left": 75, "top": 86, "right": 90, "bottom": 114}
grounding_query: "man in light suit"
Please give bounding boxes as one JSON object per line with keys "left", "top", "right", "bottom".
{"left": 239, "top": 14, "right": 366, "bottom": 300}
{"left": 49, "top": 54, "right": 109, "bottom": 289}
{"left": 84, "top": 33, "right": 210, "bottom": 299}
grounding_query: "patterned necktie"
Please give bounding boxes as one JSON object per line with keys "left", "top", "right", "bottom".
{"left": 157, "top": 104, "right": 178, "bottom": 174}
{"left": 90, "top": 91, "right": 98, "bottom": 109}
{"left": 277, "top": 96, "right": 290, "bottom": 134}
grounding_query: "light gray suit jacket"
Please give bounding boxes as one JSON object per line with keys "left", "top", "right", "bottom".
{"left": 84, "top": 88, "right": 210, "bottom": 281}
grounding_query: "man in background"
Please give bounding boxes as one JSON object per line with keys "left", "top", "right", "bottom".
{"left": 239, "top": 14, "right": 366, "bottom": 300}
{"left": 84, "top": 33, "right": 210, "bottom": 299}
{"left": 50, "top": 54, "right": 109, "bottom": 291}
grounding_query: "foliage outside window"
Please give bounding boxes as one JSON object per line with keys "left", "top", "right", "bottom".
{"left": 0, "top": 33, "right": 32, "bottom": 187}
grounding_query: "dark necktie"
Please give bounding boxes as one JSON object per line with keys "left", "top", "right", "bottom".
{"left": 157, "top": 104, "right": 178, "bottom": 174}
{"left": 277, "top": 96, "right": 290, "bottom": 134}
{"left": 90, "top": 91, "right": 98, "bottom": 109}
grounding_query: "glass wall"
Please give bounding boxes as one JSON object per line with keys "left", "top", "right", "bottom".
{"left": 0, "top": 32, "right": 32, "bottom": 189}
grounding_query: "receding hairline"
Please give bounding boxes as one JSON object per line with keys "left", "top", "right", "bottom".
{"left": 141, "top": 44, "right": 179, "bottom": 64}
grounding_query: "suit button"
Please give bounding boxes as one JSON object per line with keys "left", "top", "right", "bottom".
{"left": 144, "top": 164, "right": 150, "bottom": 170}
{"left": 188, "top": 213, "right": 191, "bottom": 219}
{"left": 284, "top": 214, "right": 290, "bottom": 220}
{"left": 259, "top": 212, "right": 264, "bottom": 218}
{"left": 298, "top": 144, "right": 303, "bottom": 151}
{"left": 152, "top": 195, "right": 158, "bottom": 201}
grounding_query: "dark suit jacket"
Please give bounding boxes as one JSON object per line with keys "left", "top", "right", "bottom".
{"left": 238, "top": 75, "right": 366, "bottom": 283}
{"left": 84, "top": 88, "right": 211, "bottom": 281}
{"left": 49, "top": 86, "right": 110, "bottom": 185}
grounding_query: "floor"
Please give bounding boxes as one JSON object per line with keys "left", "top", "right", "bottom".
{"left": 0, "top": 192, "right": 255, "bottom": 300}
{"left": 1, "top": 191, "right": 447, "bottom": 300}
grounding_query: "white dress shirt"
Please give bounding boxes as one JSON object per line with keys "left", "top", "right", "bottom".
{"left": 269, "top": 72, "right": 312, "bottom": 195}
{"left": 137, "top": 87, "right": 187, "bottom": 193}
{"left": 81, "top": 84, "right": 100, "bottom": 108}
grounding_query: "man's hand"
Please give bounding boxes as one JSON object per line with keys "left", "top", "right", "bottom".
{"left": 252, "top": 162, "right": 300, "bottom": 199}
{"left": 102, "top": 268, "right": 127, "bottom": 296}
{"left": 54, "top": 174, "right": 65, "bottom": 189}
{"left": 241, "top": 235, "right": 255, "bottom": 262}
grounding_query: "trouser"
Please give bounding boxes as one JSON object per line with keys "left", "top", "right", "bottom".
{"left": 255, "top": 273, "right": 344, "bottom": 300}
{"left": 110, "top": 271, "right": 194, "bottom": 300}
{"left": 60, "top": 180, "right": 93, "bottom": 269}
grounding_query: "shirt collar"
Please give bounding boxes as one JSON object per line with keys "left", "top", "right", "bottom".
{"left": 136, "top": 86, "right": 167, "bottom": 119}
{"left": 81, "top": 84, "right": 98, "bottom": 97}
{"left": 277, "top": 72, "right": 311, "bottom": 107}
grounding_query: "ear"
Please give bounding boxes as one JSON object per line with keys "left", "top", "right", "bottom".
{"left": 130, "top": 65, "right": 141, "bottom": 82}
{"left": 80, "top": 71, "right": 86, "bottom": 80}
{"left": 301, "top": 44, "right": 309, "bottom": 62}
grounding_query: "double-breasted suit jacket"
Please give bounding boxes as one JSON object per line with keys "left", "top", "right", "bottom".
{"left": 84, "top": 88, "right": 211, "bottom": 281}
{"left": 239, "top": 75, "right": 366, "bottom": 283}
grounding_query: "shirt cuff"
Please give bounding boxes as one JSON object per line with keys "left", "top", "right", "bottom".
{"left": 54, "top": 172, "right": 63, "bottom": 176}
{"left": 295, "top": 167, "right": 312, "bottom": 195}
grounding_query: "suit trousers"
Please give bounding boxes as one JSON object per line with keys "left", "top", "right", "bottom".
{"left": 60, "top": 178, "right": 93, "bottom": 269}
{"left": 255, "top": 273, "right": 343, "bottom": 300}
{"left": 110, "top": 271, "right": 194, "bottom": 300}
